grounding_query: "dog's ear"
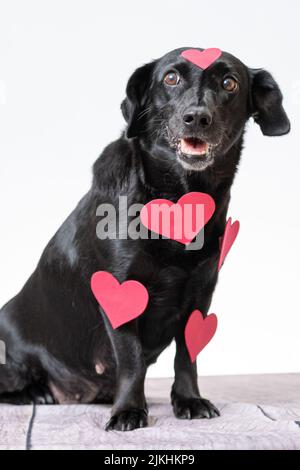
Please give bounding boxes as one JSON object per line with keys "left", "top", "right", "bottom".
{"left": 121, "top": 60, "right": 156, "bottom": 139}
{"left": 249, "top": 69, "right": 290, "bottom": 136}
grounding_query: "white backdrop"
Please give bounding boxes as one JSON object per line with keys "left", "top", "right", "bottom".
{"left": 0, "top": 0, "right": 299, "bottom": 378}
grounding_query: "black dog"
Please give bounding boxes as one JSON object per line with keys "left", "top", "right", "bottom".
{"left": 0, "top": 48, "right": 290, "bottom": 431}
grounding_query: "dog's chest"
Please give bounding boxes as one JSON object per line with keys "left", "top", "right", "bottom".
{"left": 132, "top": 241, "right": 217, "bottom": 354}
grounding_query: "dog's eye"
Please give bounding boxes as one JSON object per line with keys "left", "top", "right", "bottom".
{"left": 164, "top": 71, "right": 180, "bottom": 86}
{"left": 222, "top": 77, "right": 238, "bottom": 92}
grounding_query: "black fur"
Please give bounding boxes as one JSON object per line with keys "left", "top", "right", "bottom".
{"left": 0, "top": 48, "right": 290, "bottom": 431}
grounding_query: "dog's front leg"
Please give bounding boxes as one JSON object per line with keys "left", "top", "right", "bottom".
{"left": 104, "top": 318, "right": 148, "bottom": 432}
{"left": 171, "top": 328, "right": 220, "bottom": 420}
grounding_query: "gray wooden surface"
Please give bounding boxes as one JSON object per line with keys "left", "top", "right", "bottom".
{"left": 1, "top": 374, "right": 300, "bottom": 450}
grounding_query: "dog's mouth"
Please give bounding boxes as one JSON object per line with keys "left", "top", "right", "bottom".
{"left": 167, "top": 131, "right": 220, "bottom": 170}
{"left": 179, "top": 137, "right": 210, "bottom": 156}
{"left": 174, "top": 136, "right": 218, "bottom": 171}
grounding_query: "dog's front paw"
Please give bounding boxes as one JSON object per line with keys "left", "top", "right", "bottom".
{"left": 106, "top": 408, "right": 148, "bottom": 432}
{"left": 172, "top": 391, "right": 220, "bottom": 420}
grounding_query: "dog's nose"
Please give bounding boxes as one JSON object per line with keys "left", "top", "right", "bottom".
{"left": 183, "top": 108, "right": 213, "bottom": 128}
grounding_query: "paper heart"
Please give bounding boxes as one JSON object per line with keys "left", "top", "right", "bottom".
{"left": 181, "top": 48, "right": 222, "bottom": 70}
{"left": 140, "top": 192, "right": 215, "bottom": 245}
{"left": 91, "top": 271, "right": 149, "bottom": 329}
{"left": 185, "top": 310, "right": 218, "bottom": 363}
{"left": 218, "top": 217, "right": 240, "bottom": 271}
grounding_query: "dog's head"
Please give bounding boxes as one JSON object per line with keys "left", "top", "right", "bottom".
{"left": 121, "top": 48, "right": 290, "bottom": 171}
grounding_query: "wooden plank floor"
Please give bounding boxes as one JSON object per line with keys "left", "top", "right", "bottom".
{"left": 0, "top": 374, "right": 300, "bottom": 450}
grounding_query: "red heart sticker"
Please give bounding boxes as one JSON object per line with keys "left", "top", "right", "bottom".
{"left": 185, "top": 310, "right": 218, "bottom": 363}
{"left": 140, "top": 192, "right": 215, "bottom": 245}
{"left": 181, "top": 48, "right": 222, "bottom": 70}
{"left": 218, "top": 217, "right": 240, "bottom": 271}
{"left": 91, "top": 271, "right": 149, "bottom": 329}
